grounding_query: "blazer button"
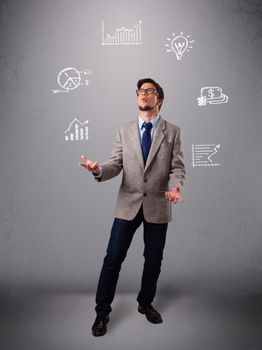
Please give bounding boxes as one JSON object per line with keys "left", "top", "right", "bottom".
{"left": 143, "top": 192, "right": 147, "bottom": 197}
{"left": 144, "top": 179, "right": 148, "bottom": 182}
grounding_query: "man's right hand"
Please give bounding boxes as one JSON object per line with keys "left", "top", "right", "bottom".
{"left": 79, "top": 155, "right": 100, "bottom": 175}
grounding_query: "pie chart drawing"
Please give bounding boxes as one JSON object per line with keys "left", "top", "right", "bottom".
{"left": 57, "top": 67, "right": 81, "bottom": 91}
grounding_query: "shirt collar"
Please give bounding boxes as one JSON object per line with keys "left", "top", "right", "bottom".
{"left": 138, "top": 114, "right": 160, "bottom": 130}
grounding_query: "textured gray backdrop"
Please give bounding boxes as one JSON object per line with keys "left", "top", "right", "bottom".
{"left": 0, "top": 0, "right": 262, "bottom": 297}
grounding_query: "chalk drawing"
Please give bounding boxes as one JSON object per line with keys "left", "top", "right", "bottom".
{"left": 102, "top": 20, "right": 142, "bottom": 46}
{"left": 65, "top": 118, "right": 89, "bottom": 141}
{"left": 197, "top": 87, "right": 228, "bottom": 106}
{"left": 52, "top": 67, "right": 92, "bottom": 94}
{"left": 165, "top": 32, "right": 194, "bottom": 60}
{"left": 192, "top": 144, "right": 221, "bottom": 167}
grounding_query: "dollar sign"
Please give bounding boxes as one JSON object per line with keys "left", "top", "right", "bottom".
{"left": 208, "top": 88, "right": 215, "bottom": 98}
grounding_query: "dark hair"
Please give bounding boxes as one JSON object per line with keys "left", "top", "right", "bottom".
{"left": 137, "top": 78, "right": 164, "bottom": 110}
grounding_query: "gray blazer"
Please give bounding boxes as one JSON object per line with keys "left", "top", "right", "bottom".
{"left": 96, "top": 117, "right": 186, "bottom": 223}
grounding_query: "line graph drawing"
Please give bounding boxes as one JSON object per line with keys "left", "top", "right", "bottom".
{"left": 101, "top": 20, "right": 142, "bottom": 46}
{"left": 192, "top": 144, "right": 221, "bottom": 167}
{"left": 65, "top": 118, "right": 89, "bottom": 141}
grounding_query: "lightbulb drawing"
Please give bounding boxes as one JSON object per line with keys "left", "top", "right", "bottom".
{"left": 165, "top": 32, "right": 194, "bottom": 60}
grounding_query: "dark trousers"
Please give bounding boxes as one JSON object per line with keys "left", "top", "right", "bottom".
{"left": 95, "top": 206, "right": 168, "bottom": 313}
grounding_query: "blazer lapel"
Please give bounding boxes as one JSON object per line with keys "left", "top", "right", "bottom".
{"left": 128, "top": 121, "right": 145, "bottom": 170}
{"left": 144, "top": 118, "right": 167, "bottom": 173}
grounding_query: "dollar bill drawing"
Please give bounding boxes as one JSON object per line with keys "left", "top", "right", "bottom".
{"left": 197, "top": 87, "right": 228, "bottom": 106}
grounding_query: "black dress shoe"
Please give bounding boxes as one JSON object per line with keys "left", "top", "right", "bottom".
{"left": 91, "top": 312, "right": 110, "bottom": 337}
{"left": 138, "top": 304, "right": 163, "bottom": 324}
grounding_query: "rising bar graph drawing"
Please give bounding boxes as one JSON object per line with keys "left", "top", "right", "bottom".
{"left": 101, "top": 20, "right": 142, "bottom": 46}
{"left": 65, "top": 118, "right": 89, "bottom": 142}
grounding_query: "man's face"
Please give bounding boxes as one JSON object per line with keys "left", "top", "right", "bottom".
{"left": 137, "top": 83, "right": 161, "bottom": 112}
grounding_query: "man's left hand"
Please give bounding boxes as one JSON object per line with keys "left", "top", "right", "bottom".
{"left": 165, "top": 186, "right": 184, "bottom": 204}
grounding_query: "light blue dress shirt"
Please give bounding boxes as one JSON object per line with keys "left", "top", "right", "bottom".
{"left": 138, "top": 114, "right": 160, "bottom": 141}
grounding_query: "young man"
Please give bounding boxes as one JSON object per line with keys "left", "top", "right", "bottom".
{"left": 80, "top": 78, "right": 186, "bottom": 336}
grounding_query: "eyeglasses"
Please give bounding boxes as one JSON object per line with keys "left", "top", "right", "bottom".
{"left": 136, "top": 88, "right": 158, "bottom": 96}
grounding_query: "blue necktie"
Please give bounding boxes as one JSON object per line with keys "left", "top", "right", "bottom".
{"left": 141, "top": 122, "right": 153, "bottom": 163}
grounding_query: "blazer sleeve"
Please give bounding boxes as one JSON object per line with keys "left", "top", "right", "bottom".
{"left": 168, "top": 127, "right": 186, "bottom": 190}
{"left": 95, "top": 126, "right": 123, "bottom": 182}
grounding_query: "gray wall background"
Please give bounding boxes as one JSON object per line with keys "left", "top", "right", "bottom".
{"left": 0, "top": 0, "right": 262, "bottom": 297}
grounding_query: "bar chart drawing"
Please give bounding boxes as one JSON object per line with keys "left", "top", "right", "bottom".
{"left": 192, "top": 144, "right": 221, "bottom": 167}
{"left": 101, "top": 20, "right": 142, "bottom": 46}
{"left": 65, "top": 118, "right": 89, "bottom": 142}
